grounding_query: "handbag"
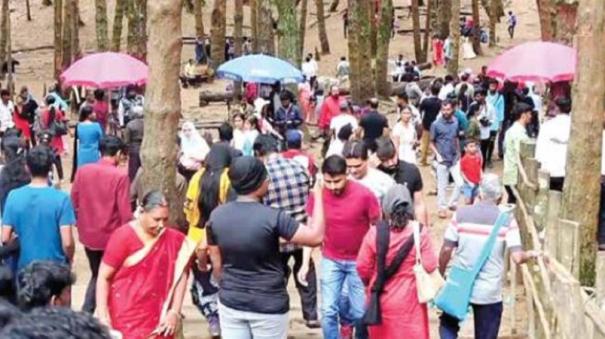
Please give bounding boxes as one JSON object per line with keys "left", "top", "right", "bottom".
{"left": 362, "top": 221, "right": 415, "bottom": 325}
{"left": 412, "top": 222, "right": 445, "bottom": 303}
{"left": 433, "top": 209, "right": 512, "bottom": 320}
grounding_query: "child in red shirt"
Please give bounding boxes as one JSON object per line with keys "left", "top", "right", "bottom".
{"left": 460, "top": 139, "right": 483, "bottom": 204}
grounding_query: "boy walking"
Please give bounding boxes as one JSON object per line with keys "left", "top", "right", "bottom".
{"left": 460, "top": 139, "right": 483, "bottom": 205}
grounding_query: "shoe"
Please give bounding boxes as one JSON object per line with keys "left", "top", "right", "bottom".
{"left": 305, "top": 319, "right": 321, "bottom": 329}
{"left": 208, "top": 315, "right": 221, "bottom": 338}
{"left": 340, "top": 324, "right": 353, "bottom": 339}
{"left": 438, "top": 210, "right": 448, "bottom": 219}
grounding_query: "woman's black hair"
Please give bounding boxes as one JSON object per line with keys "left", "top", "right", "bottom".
{"left": 79, "top": 106, "right": 94, "bottom": 122}
{"left": 93, "top": 89, "right": 105, "bottom": 101}
{"left": 197, "top": 144, "right": 232, "bottom": 227}
{"left": 389, "top": 203, "right": 414, "bottom": 231}
{"left": 16, "top": 261, "right": 75, "bottom": 311}
{"left": 141, "top": 190, "right": 168, "bottom": 212}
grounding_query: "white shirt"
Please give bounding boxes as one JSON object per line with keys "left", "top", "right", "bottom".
{"left": 392, "top": 122, "right": 418, "bottom": 164}
{"left": 535, "top": 114, "right": 571, "bottom": 178}
{"left": 355, "top": 168, "right": 396, "bottom": 203}
{"left": 232, "top": 129, "right": 246, "bottom": 151}
{"left": 327, "top": 114, "right": 358, "bottom": 156}
{"left": 0, "top": 100, "right": 15, "bottom": 132}
{"left": 302, "top": 61, "right": 316, "bottom": 78}
{"left": 476, "top": 102, "right": 497, "bottom": 140}
{"left": 336, "top": 61, "right": 350, "bottom": 77}
{"left": 438, "top": 83, "right": 455, "bottom": 100}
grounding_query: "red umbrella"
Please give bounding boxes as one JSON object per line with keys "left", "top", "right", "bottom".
{"left": 60, "top": 52, "right": 148, "bottom": 89}
{"left": 486, "top": 41, "right": 576, "bottom": 82}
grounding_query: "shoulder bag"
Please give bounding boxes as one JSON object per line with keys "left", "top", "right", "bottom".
{"left": 413, "top": 222, "right": 445, "bottom": 303}
{"left": 433, "top": 209, "right": 512, "bottom": 320}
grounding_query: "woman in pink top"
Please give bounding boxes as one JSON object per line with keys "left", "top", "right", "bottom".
{"left": 92, "top": 89, "right": 109, "bottom": 133}
{"left": 432, "top": 36, "right": 445, "bottom": 66}
{"left": 357, "top": 184, "right": 438, "bottom": 339}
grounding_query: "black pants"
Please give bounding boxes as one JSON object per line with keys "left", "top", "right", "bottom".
{"left": 53, "top": 153, "right": 64, "bottom": 181}
{"left": 505, "top": 185, "right": 517, "bottom": 204}
{"left": 498, "top": 120, "right": 511, "bottom": 159}
{"left": 281, "top": 249, "right": 318, "bottom": 321}
{"left": 440, "top": 302, "right": 503, "bottom": 339}
{"left": 128, "top": 144, "right": 141, "bottom": 182}
{"left": 508, "top": 25, "right": 515, "bottom": 39}
{"left": 549, "top": 177, "right": 564, "bottom": 192}
{"left": 82, "top": 248, "right": 104, "bottom": 313}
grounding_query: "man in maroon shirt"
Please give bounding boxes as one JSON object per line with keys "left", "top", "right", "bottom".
{"left": 71, "top": 135, "right": 132, "bottom": 313}
{"left": 305, "top": 155, "right": 380, "bottom": 339}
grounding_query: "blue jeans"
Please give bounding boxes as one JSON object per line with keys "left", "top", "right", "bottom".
{"left": 439, "top": 302, "right": 503, "bottom": 339}
{"left": 321, "top": 257, "right": 366, "bottom": 339}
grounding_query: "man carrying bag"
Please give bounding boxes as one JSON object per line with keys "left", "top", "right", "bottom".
{"left": 436, "top": 174, "right": 540, "bottom": 339}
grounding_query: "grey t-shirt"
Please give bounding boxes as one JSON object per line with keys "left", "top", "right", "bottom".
{"left": 207, "top": 201, "right": 300, "bottom": 314}
{"left": 443, "top": 202, "right": 522, "bottom": 305}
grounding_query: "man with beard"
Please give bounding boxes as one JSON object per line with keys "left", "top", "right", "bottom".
{"left": 374, "top": 137, "right": 428, "bottom": 226}
{"left": 319, "top": 86, "right": 345, "bottom": 137}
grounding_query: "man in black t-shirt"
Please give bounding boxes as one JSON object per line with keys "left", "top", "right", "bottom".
{"left": 374, "top": 137, "right": 428, "bottom": 226}
{"left": 359, "top": 98, "right": 389, "bottom": 152}
{"left": 419, "top": 83, "right": 442, "bottom": 165}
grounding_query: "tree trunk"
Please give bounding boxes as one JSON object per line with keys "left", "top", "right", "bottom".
{"left": 193, "top": 0, "right": 204, "bottom": 38}
{"left": 234, "top": 0, "right": 244, "bottom": 56}
{"left": 256, "top": 0, "right": 274, "bottom": 54}
{"left": 536, "top": 0, "right": 555, "bottom": 41}
{"left": 210, "top": 0, "right": 226, "bottom": 68}
{"left": 142, "top": 0, "right": 184, "bottom": 225}
{"left": 43, "top": 0, "right": 53, "bottom": 6}
{"left": 561, "top": 0, "right": 605, "bottom": 287}
{"left": 72, "top": 0, "right": 81, "bottom": 59}
{"left": 471, "top": 0, "right": 482, "bottom": 55}
{"left": 329, "top": 0, "right": 339, "bottom": 12}
{"left": 6, "top": 5, "right": 11, "bottom": 93}
{"left": 26, "top": 0, "right": 32, "bottom": 21}
{"left": 111, "top": 0, "right": 126, "bottom": 51}
{"left": 54, "top": 0, "right": 63, "bottom": 78}
{"left": 446, "top": 0, "right": 460, "bottom": 75}
{"left": 135, "top": 0, "right": 147, "bottom": 60}
{"left": 0, "top": 0, "right": 8, "bottom": 76}
{"left": 297, "top": 0, "right": 308, "bottom": 65}
{"left": 436, "top": 0, "right": 451, "bottom": 38}
{"left": 315, "top": 0, "right": 330, "bottom": 54}
{"left": 349, "top": 0, "right": 374, "bottom": 103}
{"left": 422, "top": 0, "right": 431, "bottom": 62}
{"left": 95, "top": 0, "right": 109, "bottom": 51}
{"left": 127, "top": 0, "right": 136, "bottom": 55}
{"left": 62, "top": 0, "right": 73, "bottom": 69}
{"left": 411, "top": 0, "right": 425, "bottom": 62}
{"left": 554, "top": 3, "right": 578, "bottom": 45}
{"left": 369, "top": 0, "right": 377, "bottom": 57}
{"left": 250, "top": 0, "right": 258, "bottom": 52}
{"left": 487, "top": 0, "right": 497, "bottom": 46}
{"left": 275, "top": 0, "right": 299, "bottom": 65}
{"left": 375, "top": 0, "right": 393, "bottom": 97}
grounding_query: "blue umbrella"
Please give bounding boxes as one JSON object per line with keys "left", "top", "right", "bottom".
{"left": 216, "top": 54, "right": 304, "bottom": 84}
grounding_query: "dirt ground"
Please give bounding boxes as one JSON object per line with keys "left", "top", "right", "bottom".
{"left": 7, "top": 0, "right": 541, "bottom": 337}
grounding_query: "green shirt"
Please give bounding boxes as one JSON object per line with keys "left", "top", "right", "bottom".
{"left": 503, "top": 122, "right": 529, "bottom": 186}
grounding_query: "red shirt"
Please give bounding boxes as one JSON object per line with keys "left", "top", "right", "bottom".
{"left": 281, "top": 149, "right": 317, "bottom": 178}
{"left": 460, "top": 153, "right": 482, "bottom": 184}
{"left": 319, "top": 95, "right": 344, "bottom": 130}
{"left": 71, "top": 158, "right": 133, "bottom": 250}
{"left": 306, "top": 181, "right": 381, "bottom": 260}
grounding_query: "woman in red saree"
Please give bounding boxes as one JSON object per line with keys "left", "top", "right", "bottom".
{"left": 96, "top": 190, "right": 196, "bottom": 339}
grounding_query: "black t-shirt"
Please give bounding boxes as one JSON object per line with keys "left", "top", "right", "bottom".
{"left": 420, "top": 97, "right": 442, "bottom": 130}
{"left": 379, "top": 160, "right": 423, "bottom": 197}
{"left": 360, "top": 111, "right": 388, "bottom": 141}
{"left": 207, "top": 201, "right": 299, "bottom": 314}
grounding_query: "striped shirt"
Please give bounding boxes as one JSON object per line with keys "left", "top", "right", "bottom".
{"left": 444, "top": 201, "right": 522, "bottom": 304}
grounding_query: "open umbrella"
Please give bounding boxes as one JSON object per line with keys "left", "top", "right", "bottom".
{"left": 60, "top": 52, "right": 149, "bottom": 88}
{"left": 216, "top": 54, "right": 304, "bottom": 84}
{"left": 486, "top": 41, "right": 576, "bottom": 82}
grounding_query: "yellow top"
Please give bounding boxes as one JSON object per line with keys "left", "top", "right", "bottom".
{"left": 184, "top": 168, "right": 231, "bottom": 243}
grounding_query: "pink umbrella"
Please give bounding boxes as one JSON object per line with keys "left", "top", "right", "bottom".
{"left": 60, "top": 52, "right": 148, "bottom": 88}
{"left": 487, "top": 41, "right": 577, "bottom": 82}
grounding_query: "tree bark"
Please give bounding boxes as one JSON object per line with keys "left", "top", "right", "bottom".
{"left": 375, "top": 0, "right": 393, "bottom": 97}
{"left": 142, "top": 0, "right": 184, "bottom": 224}
{"left": 256, "top": 0, "right": 274, "bottom": 54}
{"left": 26, "top": 0, "right": 32, "bottom": 21}
{"left": 136, "top": 0, "right": 147, "bottom": 60}
{"left": 471, "top": 0, "right": 482, "bottom": 55}
{"left": 349, "top": 0, "right": 374, "bottom": 103}
{"left": 369, "top": 0, "right": 377, "bottom": 57}
{"left": 43, "top": 0, "right": 53, "bottom": 6}
{"left": 193, "top": 0, "right": 205, "bottom": 38}
{"left": 275, "top": 0, "right": 299, "bottom": 65}
{"left": 6, "top": 4, "right": 11, "bottom": 92}
{"left": 95, "top": 0, "right": 109, "bottom": 51}
{"left": 436, "top": 0, "right": 451, "bottom": 38}
{"left": 422, "top": 0, "right": 431, "bottom": 62}
{"left": 54, "top": 0, "right": 63, "bottom": 78}
{"left": 315, "top": 0, "right": 330, "bottom": 54}
{"left": 446, "top": 0, "right": 460, "bottom": 75}
{"left": 72, "top": 0, "right": 81, "bottom": 59}
{"left": 0, "top": 0, "right": 8, "bottom": 76}
{"left": 250, "top": 0, "right": 258, "bottom": 52}
{"left": 329, "top": 0, "right": 339, "bottom": 12}
{"left": 127, "top": 0, "right": 147, "bottom": 59}
{"left": 411, "top": 0, "right": 425, "bottom": 62}
{"left": 234, "top": 0, "right": 244, "bottom": 56}
{"left": 62, "top": 0, "right": 73, "bottom": 69}
{"left": 561, "top": 0, "right": 605, "bottom": 287}
{"left": 127, "top": 0, "right": 136, "bottom": 54}
{"left": 554, "top": 3, "right": 578, "bottom": 45}
{"left": 487, "top": 0, "right": 498, "bottom": 46}
{"left": 297, "top": 0, "right": 308, "bottom": 65}
{"left": 111, "top": 0, "right": 126, "bottom": 51}
{"left": 210, "top": 0, "right": 226, "bottom": 67}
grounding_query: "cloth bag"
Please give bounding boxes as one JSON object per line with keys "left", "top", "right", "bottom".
{"left": 412, "top": 222, "right": 445, "bottom": 303}
{"left": 434, "top": 209, "right": 512, "bottom": 320}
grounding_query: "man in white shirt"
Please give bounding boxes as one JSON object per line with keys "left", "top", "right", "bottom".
{"left": 468, "top": 88, "right": 497, "bottom": 169}
{"left": 336, "top": 56, "right": 350, "bottom": 82}
{"left": 0, "top": 89, "right": 15, "bottom": 134}
{"left": 438, "top": 75, "right": 456, "bottom": 100}
{"left": 535, "top": 97, "right": 571, "bottom": 191}
{"left": 302, "top": 55, "right": 318, "bottom": 89}
{"left": 326, "top": 101, "right": 358, "bottom": 157}
{"left": 343, "top": 140, "right": 395, "bottom": 203}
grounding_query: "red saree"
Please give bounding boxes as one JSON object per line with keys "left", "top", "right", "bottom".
{"left": 104, "top": 225, "right": 194, "bottom": 339}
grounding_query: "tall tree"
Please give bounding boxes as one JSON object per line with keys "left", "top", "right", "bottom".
{"left": 411, "top": 0, "right": 425, "bottom": 62}
{"left": 487, "top": 0, "right": 498, "bottom": 47}
{"left": 127, "top": 0, "right": 147, "bottom": 59}
{"left": 436, "top": 0, "right": 451, "bottom": 38}
{"left": 0, "top": 0, "right": 8, "bottom": 76}
{"left": 422, "top": 0, "right": 431, "bottom": 62}
{"left": 348, "top": 0, "right": 374, "bottom": 103}
{"left": 72, "top": 0, "right": 81, "bottom": 59}
{"left": 210, "top": 0, "right": 226, "bottom": 67}
{"left": 275, "top": 0, "right": 299, "bottom": 64}
{"left": 250, "top": 0, "right": 258, "bottom": 52}
{"left": 142, "top": 0, "right": 184, "bottom": 223}
{"left": 375, "top": 0, "right": 393, "bottom": 97}
{"left": 62, "top": 0, "right": 73, "bottom": 69}
{"left": 347, "top": 0, "right": 360, "bottom": 100}
{"left": 471, "top": 0, "right": 482, "bottom": 55}
{"left": 561, "top": 0, "right": 605, "bottom": 286}
{"left": 234, "top": 0, "right": 244, "bottom": 56}
{"left": 25, "top": 0, "right": 32, "bottom": 21}
{"left": 256, "top": 0, "right": 274, "bottom": 54}
{"left": 54, "top": 0, "right": 63, "bottom": 78}
{"left": 193, "top": 0, "right": 204, "bottom": 38}
{"left": 43, "top": 0, "right": 53, "bottom": 6}
{"left": 329, "top": 0, "right": 339, "bottom": 11}
{"left": 315, "top": 0, "right": 330, "bottom": 54}
{"left": 5, "top": 4, "right": 11, "bottom": 92}
{"left": 95, "top": 0, "right": 109, "bottom": 51}
{"left": 297, "top": 0, "right": 308, "bottom": 65}
{"left": 446, "top": 0, "right": 460, "bottom": 75}
{"left": 111, "top": 0, "right": 126, "bottom": 51}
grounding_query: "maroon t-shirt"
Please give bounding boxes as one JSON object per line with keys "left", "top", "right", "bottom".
{"left": 306, "top": 181, "right": 381, "bottom": 260}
